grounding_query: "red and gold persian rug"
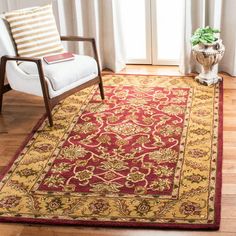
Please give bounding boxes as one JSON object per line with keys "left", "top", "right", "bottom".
{"left": 0, "top": 75, "right": 222, "bottom": 229}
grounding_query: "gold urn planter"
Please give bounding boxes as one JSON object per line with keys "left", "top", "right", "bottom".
{"left": 192, "top": 39, "right": 225, "bottom": 86}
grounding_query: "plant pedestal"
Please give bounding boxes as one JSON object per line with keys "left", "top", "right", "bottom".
{"left": 192, "top": 39, "right": 225, "bottom": 86}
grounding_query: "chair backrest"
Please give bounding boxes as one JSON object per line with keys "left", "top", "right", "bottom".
{"left": 0, "top": 15, "right": 33, "bottom": 94}
{"left": 0, "top": 15, "right": 17, "bottom": 57}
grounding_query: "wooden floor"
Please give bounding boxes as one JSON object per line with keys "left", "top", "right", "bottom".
{"left": 0, "top": 65, "right": 236, "bottom": 236}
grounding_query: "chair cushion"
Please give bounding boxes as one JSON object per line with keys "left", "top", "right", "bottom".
{"left": 18, "top": 54, "right": 98, "bottom": 91}
{"left": 5, "top": 5, "right": 64, "bottom": 57}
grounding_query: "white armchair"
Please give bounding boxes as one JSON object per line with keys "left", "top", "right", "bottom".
{"left": 0, "top": 16, "right": 104, "bottom": 127}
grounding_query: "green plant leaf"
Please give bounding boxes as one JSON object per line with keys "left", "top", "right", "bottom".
{"left": 199, "top": 38, "right": 208, "bottom": 44}
{"left": 190, "top": 26, "right": 220, "bottom": 46}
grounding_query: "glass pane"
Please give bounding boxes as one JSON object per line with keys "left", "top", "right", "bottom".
{"left": 119, "top": 0, "right": 147, "bottom": 61}
{"left": 155, "top": 0, "right": 183, "bottom": 61}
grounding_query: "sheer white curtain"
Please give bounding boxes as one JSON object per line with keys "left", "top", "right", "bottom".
{"left": 55, "top": 0, "right": 126, "bottom": 72}
{"left": 0, "top": 0, "right": 126, "bottom": 72}
{"left": 180, "top": 0, "right": 236, "bottom": 76}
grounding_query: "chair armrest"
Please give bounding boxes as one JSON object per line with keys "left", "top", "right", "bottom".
{"left": 1, "top": 54, "right": 47, "bottom": 84}
{"left": 1, "top": 55, "right": 41, "bottom": 63}
{"left": 0, "top": 55, "right": 50, "bottom": 102}
{"left": 60, "top": 35, "right": 101, "bottom": 75}
{"left": 60, "top": 35, "right": 94, "bottom": 43}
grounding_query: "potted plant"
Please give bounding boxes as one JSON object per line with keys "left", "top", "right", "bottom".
{"left": 191, "top": 26, "right": 225, "bottom": 86}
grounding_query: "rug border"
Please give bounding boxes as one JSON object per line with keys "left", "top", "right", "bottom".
{"left": 0, "top": 75, "right": 223, "bottom": 230}
{"left": 214, "top": 76, "right": 223, "bottom": 229}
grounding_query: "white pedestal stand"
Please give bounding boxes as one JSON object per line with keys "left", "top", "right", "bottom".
{"left": 192, "top": 40, "right": 225, "bottom": 86}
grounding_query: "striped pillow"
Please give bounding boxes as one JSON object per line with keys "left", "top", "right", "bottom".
{"left": 5, "top": 5, "right": 64, "bottom": 57}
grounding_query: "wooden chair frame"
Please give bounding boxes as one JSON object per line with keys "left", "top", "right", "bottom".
{"left": 0, "top": 36, "right": 105, "bottom": 127}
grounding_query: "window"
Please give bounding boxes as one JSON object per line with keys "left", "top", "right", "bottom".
{"left": 120, "top": 0, "right": 184, "bottom": 65}
{"left": 120, "top": 0, "right": 151, "bottom": 64}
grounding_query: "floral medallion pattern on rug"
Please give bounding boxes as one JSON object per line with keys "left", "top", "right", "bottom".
{"left": 37, "top": 86, "right": 190, "bottom": 197}
{"left": 0, "top": 75, "right": 222, "bottom": 229}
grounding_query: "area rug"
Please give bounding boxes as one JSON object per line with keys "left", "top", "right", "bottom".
{"left": 0, "top": 75, "right": 222, "bottom": 229}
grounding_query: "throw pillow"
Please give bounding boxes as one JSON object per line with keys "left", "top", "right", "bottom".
{"left": 5, "top": 5, "right": 64, "bottom": 57}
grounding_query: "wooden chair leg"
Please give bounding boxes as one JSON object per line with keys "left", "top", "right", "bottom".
{"left": 0, "top": 57, "right": 7, "bottom": 113}
{"left": 0, "top": 78, "right": 4, "bottom": 114}
{"left": 36, "top": 60, "right": 53, "bottom": 127}
{"left": 98, "top": 76, "right": 105, "bottom": 100}
{"left": 91, "top": 39, "right": 105, "bottom": 100}
{"left": 43, "top": 95, "right": 53, "bottom": 127}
